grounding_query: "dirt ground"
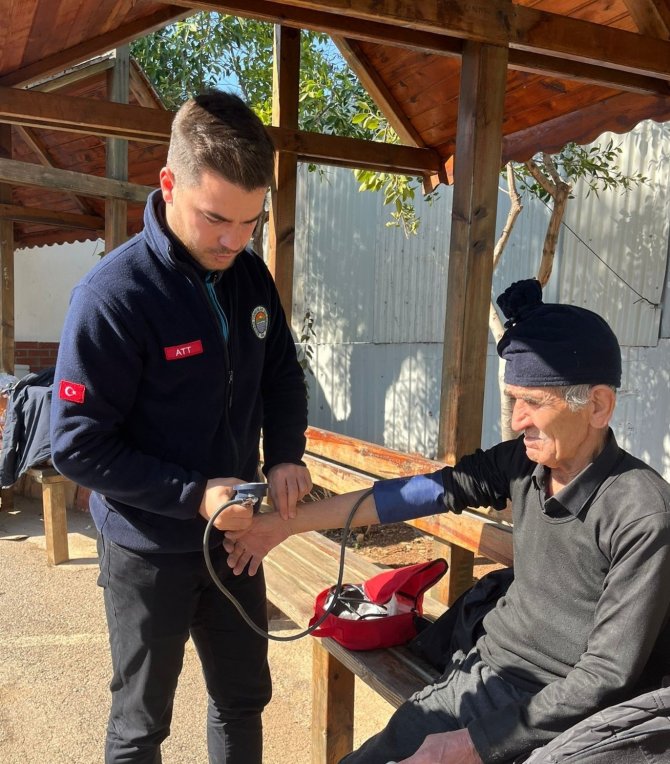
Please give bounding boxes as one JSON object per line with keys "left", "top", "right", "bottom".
{"left": 325, "top": 521, "right": 505, "bottom": 581}
{"left": 0, "top": 495, "right": 395, "bottom": 764}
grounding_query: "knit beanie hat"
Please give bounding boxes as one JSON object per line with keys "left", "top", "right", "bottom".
{"left": 496, "top": 279, "right": 621, "bottom": 388}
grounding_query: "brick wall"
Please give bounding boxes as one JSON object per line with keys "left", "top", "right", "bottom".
{"left": 15, "top": 341, "right": 59, "bottom": 372}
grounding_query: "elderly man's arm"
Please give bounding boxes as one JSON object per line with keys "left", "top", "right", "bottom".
{"left": 224, "top": 488, "right": 379, "bottom": 575}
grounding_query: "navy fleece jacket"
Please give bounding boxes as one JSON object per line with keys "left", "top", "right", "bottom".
{"left": 50, "top": 191, "right": 307, "bottom": 553}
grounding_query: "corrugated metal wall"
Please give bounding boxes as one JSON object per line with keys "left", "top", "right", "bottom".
{"left": 293, "top": 121, "right": 670, "bottom": 479}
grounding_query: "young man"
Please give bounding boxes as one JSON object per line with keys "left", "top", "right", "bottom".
{"left": 50, "top": 91, "right": 312, "bottom": 764}
{"left": 225, "top": 279, "right": 670, "bottom": 764}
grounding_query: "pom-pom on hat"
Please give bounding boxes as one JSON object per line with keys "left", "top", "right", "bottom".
{"left": 496, "top": 279, "right": 621, "bottom": 388}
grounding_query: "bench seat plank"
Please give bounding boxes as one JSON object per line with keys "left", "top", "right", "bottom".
{"left": 264, "top": 532, "right": 443, "bottom": 706}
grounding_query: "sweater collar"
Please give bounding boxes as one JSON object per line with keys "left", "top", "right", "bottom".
{"left": 532, "top": 428, "right": 622, "bottom": 518}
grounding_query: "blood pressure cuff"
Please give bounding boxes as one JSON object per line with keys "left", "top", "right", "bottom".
{"left": 308, "top": 558, "right": 448, "bottom": 651}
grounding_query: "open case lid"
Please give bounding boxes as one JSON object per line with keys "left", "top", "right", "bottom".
{"left": 363, "top": 558, "right": 448, "bottom": 605}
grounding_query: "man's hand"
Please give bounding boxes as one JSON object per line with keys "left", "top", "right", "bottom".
{"left": 223, "top": 511, "right": 291, "bottom": 575}
{"left": 198, "top": 477, "right": 254, "bottom": 532}
{"left": 395, "top": 730, "right": 483, "bottom": 764}
{"left": 266, "top": 463, "right": 312, "bottom": 520}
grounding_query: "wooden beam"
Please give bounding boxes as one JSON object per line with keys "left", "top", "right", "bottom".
{"left": 0, "top": 204, "right": 103, "bottom": 231}
{"left": 268, "top": 26, "right": 301, "bottom": 320}
{"left": 269, "top": 125, "right": 441, "bottom": 174}
{"left": 0, "top": 7, "right": 192, "bottom": 88}
{"left": 105, "top": 47, "right": 130, "bottom": 253}
{"left": 0, "top": 125, "right": 14, "bottom": 376}
{"left": 435, "top": 43, "right": 508, "bottom": 603}
{"left": 438, "top": 42, "right": 508, "bottom": 465}
{"left": 0, "top": 85, "right": 173, "bottom": 144}
{"left": 177, "top": 0, "right": 462, "bottom": 58}
{"left": 176, "top": 0, "right": 670, "bottom": 84}
{"left": 0, "top": 86, "right": 441, "bottom": 175}
{"left": 0, "top": 158, "right": 153, "bottom": 202}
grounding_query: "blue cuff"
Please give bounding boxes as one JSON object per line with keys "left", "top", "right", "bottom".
{"left": 373, "top": 470, "right": 445, "bottom": 524}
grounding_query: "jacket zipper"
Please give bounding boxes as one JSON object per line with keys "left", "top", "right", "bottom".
{"left": 190, "top": 264, "right": 239, "bottom": 474}
{"left": 204, "top": 271, "right": 234, "bottom": 410}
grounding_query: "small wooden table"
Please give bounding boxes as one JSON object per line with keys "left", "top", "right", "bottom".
{"left": 27, "top": 466, "right": 69, "bottom": 565}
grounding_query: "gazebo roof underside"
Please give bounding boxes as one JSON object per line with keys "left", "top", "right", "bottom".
{"left": 1, "top": 0, "right": 670, "bottom": 247}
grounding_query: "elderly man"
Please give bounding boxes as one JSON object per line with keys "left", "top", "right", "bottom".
{"left": 225, "top": 279, "right": 670, "bottom": 764}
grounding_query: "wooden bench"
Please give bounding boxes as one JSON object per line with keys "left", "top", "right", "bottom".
{"left": 263, "top": 426, "right": 514, "bottom": 763}
{"left": 26, "top": 466, "right": 70, "bottom": 565}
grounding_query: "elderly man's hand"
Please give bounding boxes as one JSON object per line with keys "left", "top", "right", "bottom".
{"left": 394, "top": 729, "right": 483, "bottom": 764}
{"left": 266, "top": 463, "right": 312, "bottom": 519}
{"left": 223, "top": 511, "right": 292, "bottom": 575}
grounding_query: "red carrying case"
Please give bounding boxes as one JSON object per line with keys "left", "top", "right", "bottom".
{"left": 308, "top": 558, "right": 448, "bottom": 651}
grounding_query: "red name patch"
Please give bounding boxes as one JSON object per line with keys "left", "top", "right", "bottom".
{"left": 59, "top": 380, "right": 86, "bottom": 404}
{"left": 164, "top": 339, "right": 204, "bottom": 361}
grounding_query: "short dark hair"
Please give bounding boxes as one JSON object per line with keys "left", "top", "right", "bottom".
{"left": 167, "top": 90, "right": 275, "bottom": 190}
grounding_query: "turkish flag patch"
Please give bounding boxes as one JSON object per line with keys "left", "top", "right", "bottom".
{"left": 59, "top": 380, "right": 86, "bottom": 404}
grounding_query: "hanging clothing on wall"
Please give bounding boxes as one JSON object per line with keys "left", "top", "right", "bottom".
{"left": 0, "top": 367, "right": 55, "bottom": 488}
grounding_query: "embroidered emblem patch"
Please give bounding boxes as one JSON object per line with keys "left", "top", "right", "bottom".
{"left": 59, "top": 380, "right": 86, "bottom": 404}
{"left": 164, "top": 340, "right": 204, "bottom": 361}
{"left": 251, "top": 306, "right": 268, "bottom": 339}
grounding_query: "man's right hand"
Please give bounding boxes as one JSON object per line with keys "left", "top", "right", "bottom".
{"left": 198, "top": 477, "right": 254, "bottom": 532}
{"left": 223, "top": 511, "right": 291, "bottom": 575}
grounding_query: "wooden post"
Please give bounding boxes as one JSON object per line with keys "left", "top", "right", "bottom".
{"left": 105, "top": 46, "right": 130, "bottom": 253}
{"left": 311, "top": 640, "right": 355, "bottom": 764}
{"left": 433, "top": 42, "right": 508, "bottom": 605}
{"left": 0, "top": 123, "right": 14, "bottom": 511}
{"left": 0, "top": 124, "right": 14, "bottom": 375}
{"left": 42, "top": 479, "right": 69, "bottom": 565}
{"left": 268, "top": 25, "right": 300, "bottom": 321}
{"left": 27, "top": 468, "right": 69, "bottom": 565}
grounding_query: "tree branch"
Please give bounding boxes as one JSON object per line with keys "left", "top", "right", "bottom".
{"left": 493, "top": 163, "right": 523, "bottom": 270}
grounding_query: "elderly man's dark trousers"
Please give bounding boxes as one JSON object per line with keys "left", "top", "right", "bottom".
{"left": 97, "top": 535, "right": 272, "bottom": 764}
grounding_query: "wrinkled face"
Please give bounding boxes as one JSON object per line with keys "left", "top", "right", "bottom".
{"left": 506, "top": 384, "right": 593, "bottom": 470}
{"left": 160, "top": 167, "right": 266, "bottom": 272}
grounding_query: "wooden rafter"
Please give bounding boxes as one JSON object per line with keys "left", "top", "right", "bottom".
{"left": 332, "top": 37, "right": 425, "bottom": 147}
{"left": 502, "top": 91, "right": 670, "bottom": 163}
{"left": 14, "top": 127, "right": 100, "bottom": 218}
{"left": 0, "top": 86, "right": 443, "bottom": 175}
{"left": 0, "top": 6, "right": 191, "bottom": 88}
{"left": 0, "top": 203, "right": 103, "bottom": 231}
{"left": 622, "top": 0, "right": 670, "bottom": 37}
{"left": 28, "top": 57, "right": 116, "bottom": 93}
{"left": 174, "top": 0, "right": 670, "bottom": 88}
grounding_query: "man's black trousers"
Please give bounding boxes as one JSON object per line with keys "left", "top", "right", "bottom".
{"left": 97, "top": 535, "right": 272, "bottom": 764}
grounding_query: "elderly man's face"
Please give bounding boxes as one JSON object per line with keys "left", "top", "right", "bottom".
{"left": 506, "top": 384, "right": 594, "bottom": 471}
